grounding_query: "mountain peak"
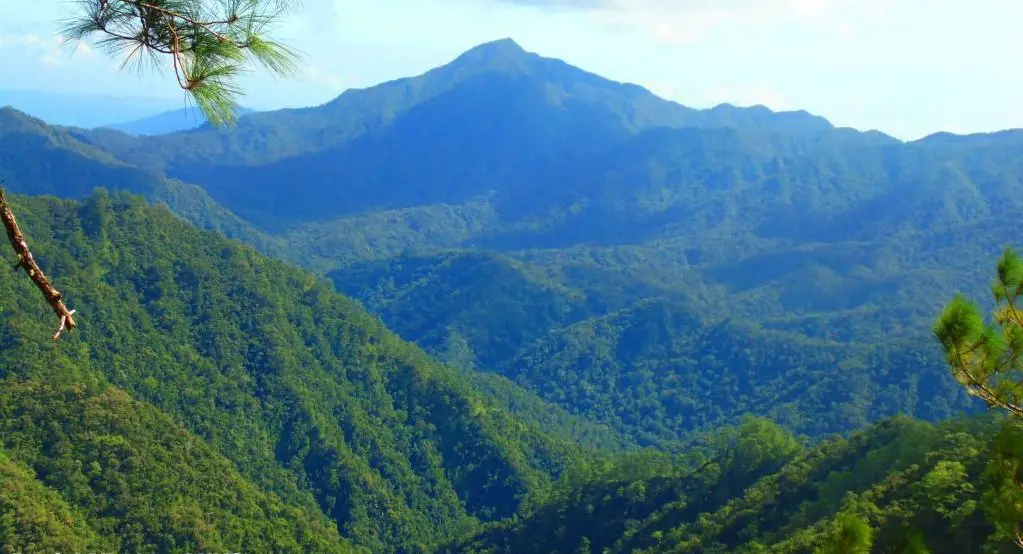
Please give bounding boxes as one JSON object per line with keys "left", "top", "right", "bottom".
{"left": 447, "top": 38, "right": 535, "bottom": 73}
{"left": 468, "top": 37, "right": 524, "bottom": 54}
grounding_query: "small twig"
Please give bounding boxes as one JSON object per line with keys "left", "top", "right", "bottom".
{"left": 54, "top": 309, "right": 77, "bottom": 342}
{"left": 163, "top": 14, "right": 191, "bottom": 90}
{"left": 0, "top": 184, "right": 77, "bottom": 341}
{"left": 119, "top": 0, "right": 233, "bottom": 43}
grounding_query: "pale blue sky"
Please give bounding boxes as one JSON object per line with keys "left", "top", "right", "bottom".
{"left": 1, "top": 0, "right": 1021, "bottom": 140}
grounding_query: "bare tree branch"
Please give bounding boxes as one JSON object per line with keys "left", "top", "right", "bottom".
{"left": 0, "top": 184, "right": 77, "bottom": 341}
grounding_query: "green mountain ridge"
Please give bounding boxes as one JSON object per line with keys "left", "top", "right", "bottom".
{"left": 0, "top": 107, "right": 286, "bottom": 257}
{"left": 3, "top": 37, "right": 1017, "bottom": 447}
{"left": 70, "top": 39, "right": 846, "bottom": 229}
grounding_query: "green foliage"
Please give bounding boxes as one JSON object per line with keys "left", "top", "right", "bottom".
{"left": 0, "top": 191, "right": 587, "bottom": 552}
{"left": 331, "top": 251, "right": 591, "bottom": 371}
{"left": 0, "top": 379, "right": 358, "bottom": 553}
{"left": 446, "top": 416, "right": 1019, "bottom": 554}
{"left": 343, "top": 265, "right": 971, "bottom": 445}
{"left": 460, "top": 369, "right": 632, "bottom": 452}
{"left": 977, "top": 423, "right": 1023, "bottom": 547}
{"left": 814, "top": 513, "right": 874, "bottom": 554}
{"left": 61, "top": 0, "right": 301, "bottom": 124}
{"left": 0, "top": 447, "right": 103, "bottom": 553}
{"left": 8, "top": 190, "right": 1010, "bottom": 554}
{"left": 715, "top": 416, "right": 803, "bottom": 489}
{"left": 935, "top": 247, "right": 1023, "bottom": 416}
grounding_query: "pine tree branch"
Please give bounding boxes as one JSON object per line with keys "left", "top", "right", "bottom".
{"left": 116, "top": 0, "right": 235, "bottom": 42}
{"left": 65, "top": 0, "right": 302, "bottom": 125}
{"left": 0, "top": 185, "right": 77, "bottom": 341}
{"left": 951, "top": 349, "right": 1023, "bottom": 418}
{"left": 162, "top": 13, "right": 191, "bottom": 90}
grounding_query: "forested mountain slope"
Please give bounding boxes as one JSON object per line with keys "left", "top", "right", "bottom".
{"left": 0, "top": 191, "right": 609, "bottom": 552}
{"left": 332, "top": 253, "right": 973, "bottom": 445}
{"left": 6, "top": 191, "right": 991, "bottom": 554}
{"left": 446, "top": 415, "right": 1023, "bottom": 553}
{"left": 71, "top": 39, "right": 842, "bottom": 229}
{"left": 0, "top": 381, "right": 357, "bottom": 553}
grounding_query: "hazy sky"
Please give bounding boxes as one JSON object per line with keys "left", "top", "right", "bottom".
{"left": 0, "top": 0, "right": 1020, "bottom": 140}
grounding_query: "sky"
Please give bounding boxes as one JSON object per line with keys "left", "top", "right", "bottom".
{"left": 0, "top": 0, "right": 1021, "bottom": 140}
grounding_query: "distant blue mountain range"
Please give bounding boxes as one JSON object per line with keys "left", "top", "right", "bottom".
{"left": 0, "top": 89, "right": 182, "bottom": 129}
{"left": 103, "top": 105, "right": 256, "bottom": 135}
{"left": 0, "top": 89, "right": 254, "bottom": 135}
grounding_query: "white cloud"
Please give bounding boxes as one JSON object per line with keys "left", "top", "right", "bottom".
{"left": 835, "top": 21, "right": 860, "bottom": 41}
{"left": 38, "top": 35, "right": 94, "bottom": 67}
{"left": 296, "top": 0, "right": 341, "bottom": 32}
{"left": 0, "top": 33, "right": 40, "bottom": 47}
{"left": 41, "top": 36, "right": 66, "bottom": 66}
{"left": 303, "top": 65, "right": 346, "bottom": 91}
{"left": 0, "top": 32, "right": 95, "bottom": 67}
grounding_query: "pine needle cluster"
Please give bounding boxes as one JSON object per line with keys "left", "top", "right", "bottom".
{"left": 60, "top": 0, "right": 303, "bottom": 125}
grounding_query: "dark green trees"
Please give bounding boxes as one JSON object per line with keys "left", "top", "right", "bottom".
{"left": 935, "top": 247, "right": 1023, "bottom": 417}
{"left": 814, "top": 514, "right": 874, "bottom": 554}
{"left": 0, "top": 190, "right": 587, "bottom": 552}
{"left": 936, "top": 246, "right": 1023, "bottom": 548}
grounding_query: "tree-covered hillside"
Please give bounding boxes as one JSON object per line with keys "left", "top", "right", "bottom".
{"left": 0, "top": 188, "right": 1014, "bottom": 553}
{"left": 0, "top": 380, "right": 358, "bottom": 553}
{"left": 445, "top": 415, "right": 1023, "bottom": 553}
{"left": 0, "top": 190, "right": 609, "bottom": 552}
{"left": 7, "top": 0, "right": 1023, "bottom": 548}
{"left": 334, "top": 252, "right": 974, "bottom": 445}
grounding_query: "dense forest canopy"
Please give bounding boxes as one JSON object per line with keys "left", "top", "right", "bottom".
{"left": 1, "top": 4, "right": 1022, "bottom": 551}
{"left": 0, "top": 191, "right": 599, "bottom": 552}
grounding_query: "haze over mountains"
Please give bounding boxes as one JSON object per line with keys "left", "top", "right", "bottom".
{"left": 2, "top": 37, "right": 1023, "bottom": 552}
{"left": 103, "top": 105, "right": 258, "bottom": 136}
{"left": 0, "top": 89, "right": 183, "bottom": 129}
{"left": 0, "top": 90, "right": 254, "bottom": 136}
